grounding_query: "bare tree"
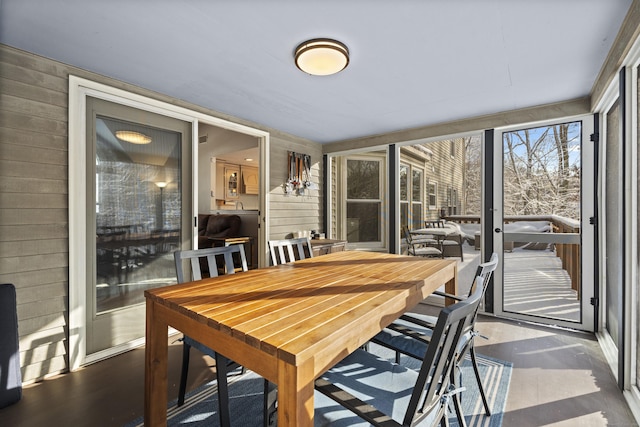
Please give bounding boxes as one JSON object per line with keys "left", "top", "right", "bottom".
{"left": 502, "top": 122, "right": 580, "bottom": 219}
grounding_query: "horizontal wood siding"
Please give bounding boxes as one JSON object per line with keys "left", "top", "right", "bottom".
{"left": 268, "top": 136, "right": 323, "bottom": 240}
{"left": 0, "top": 45, "right": 70, "bottom": 382}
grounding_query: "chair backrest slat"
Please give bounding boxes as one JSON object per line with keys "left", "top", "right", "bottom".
{"left": 268, "top": 237, "right": 313, "bottom": 265}
{"left": 174, "top": 245, "right": 248, "bottom": 283}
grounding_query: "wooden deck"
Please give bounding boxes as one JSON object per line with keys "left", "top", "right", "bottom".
{"left": 426, "top": 243, "right": 580, "bottom": 323}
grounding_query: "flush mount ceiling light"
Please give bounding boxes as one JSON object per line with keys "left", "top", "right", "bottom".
{"left": 294, "top": 38, "right": 349, "bottom": 76}
{"left": 115, "top": 130, "right": 152, "bottom": 144}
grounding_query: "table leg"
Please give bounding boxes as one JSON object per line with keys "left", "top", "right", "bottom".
{"left": 444, "top": 268, "right": 458, "bottom": 306}
{"left": 277, "top": 359, "right": 315, "bottom": 427}
{"left": 145, "top": 300, "right": 168, "bottom": 426}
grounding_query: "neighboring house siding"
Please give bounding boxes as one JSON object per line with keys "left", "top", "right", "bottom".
{"left": 400, "top": 139, "right": 466, "bottom": 223}
{"left": 0, "top": 44, "right": 323, "bottom": 383}
{"left": 423, "top": 139, "right": 466, "bottom": 220}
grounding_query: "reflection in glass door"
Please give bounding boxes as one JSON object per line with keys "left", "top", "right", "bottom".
{"left": 86, "top": 97, "right": 192, "bottom": 355}
{"left": 494, "top": 119, "right": 594, "bottom": 330}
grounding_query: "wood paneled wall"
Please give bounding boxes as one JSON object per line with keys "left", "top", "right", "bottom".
{"left": 0, "top": 46, "right": 71, "bottom": 382}
{"left": 0, "top": 44, "right": 323, "bottom": 383}
{"left": 267, "top": 135, "right": 323, "bottom": 240}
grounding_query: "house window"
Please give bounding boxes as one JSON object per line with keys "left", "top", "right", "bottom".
{"left": 427, "top": 181, "right": 437, "bottom": 210}
{"left": 411, "top": 168, "right": 423, "bottom": 229}
{"left": 346, "top": 157, "right": 384, "bottom": 245}
{"left": 400, "top": 164, "right": 409, "bottom": 234}
{"left": 447, "top": 187, "right": 458, "bottom": 215}
{"left": 450, "top": 140, "right": 456, "bottom": 158}
{"left": 399, "top": 163, "right": 424, "bottom": 233}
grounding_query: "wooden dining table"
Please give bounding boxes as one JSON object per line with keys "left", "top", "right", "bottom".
{"left": 144, "top": 250, "right": 457, "bottom": 426}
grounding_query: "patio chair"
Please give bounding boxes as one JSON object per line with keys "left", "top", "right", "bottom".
{"left": 173, "top": 245, "right": 248, "bottom": 427}
{"left": 371, "top": 253, "right": 499, "bottom": 421}
{"left": 425, "top": 219, "right": 446, "bottom": 228}
{"left": 404, "top": 227, "right": 442, "bottom": 258}
{"left": 264, "top": 237, "right": 315, "bottom": 425}
{"left": 267, "top": 236, "right": 313, "bottom": 265}
{"left": 314, "top": 282, "right": 484, "bottom": 426}
{"left": 441, "top": 232, "right": 465, "bottom": 261}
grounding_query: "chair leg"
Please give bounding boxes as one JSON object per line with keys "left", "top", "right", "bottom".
{"left": 451, "top": 366, "right": 466, "bottom": 426}
{"left": 263, "top": 380, "right": 278, "bottom": 427}
{"left": 215, "top": 352, "right": 232, "bottom": 427}
{"left": 177, "top": 342, "right": 191, "bottom": 407}
{"left": 470, "top": 347, "right": 491, "bottom": 415}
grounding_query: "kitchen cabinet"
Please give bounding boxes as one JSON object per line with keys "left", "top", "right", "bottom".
{"left": 225, "top": 165, "right": 239, "bottom": 199}
{"left": 212, "top": 161, "right": 259, "bottom": 202}
{"left": 241, "top": 166, "right": 259, "bottom": 195}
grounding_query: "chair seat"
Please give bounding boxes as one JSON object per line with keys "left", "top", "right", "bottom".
{"left": 314, "top": 348, "right": 440, "bottom": 426}
{"left": 410, "top": 246, "right": 442, "bottom": 257}
{"left": 373, "top": 314, "right": 471, "bottom": 361}
{"left": 412, "top": 236, "right": 438, "bottom": 245}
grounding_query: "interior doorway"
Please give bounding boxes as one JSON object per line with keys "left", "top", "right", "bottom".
{"left": 197, "top": 123, "right": 261, "bottom": 269}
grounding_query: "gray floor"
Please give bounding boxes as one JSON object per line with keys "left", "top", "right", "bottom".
{"left": 476, "top": 316, "right": 636, "bottom": 426}
{"left": 1, "top": 313, "right": 636, "bottom": 426}
{"left": 412, "top": 303, "right": 637, "bottom": 426}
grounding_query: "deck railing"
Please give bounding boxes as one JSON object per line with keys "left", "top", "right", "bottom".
{"left": 443, "top": 214, "right": 581, "bottom": 295}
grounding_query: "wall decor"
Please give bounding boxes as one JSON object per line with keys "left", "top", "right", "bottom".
{"left": 284, "top": 151, "right": 317, "bottom": 196}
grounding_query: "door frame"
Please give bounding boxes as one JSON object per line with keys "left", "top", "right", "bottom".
{"left": 68, "top": 76, "right": 269, "bottom": 369}
{"left": 490, "top": 114, "right": 596, "bottom": 331}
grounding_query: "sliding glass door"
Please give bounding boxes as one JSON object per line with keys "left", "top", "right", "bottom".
{"left": 85, "top": 97, "right": 192, "bottom": 356}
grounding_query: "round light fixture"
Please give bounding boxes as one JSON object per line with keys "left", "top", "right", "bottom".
{"left": 115, "top": 130, "right": 152, "bottom": 144}
{"left": 294, "top": 38, "right": 349, "bottom": 76}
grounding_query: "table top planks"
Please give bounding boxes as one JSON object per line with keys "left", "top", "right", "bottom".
{"left": 146, "top": 251, "right": 456, "bottom": 362}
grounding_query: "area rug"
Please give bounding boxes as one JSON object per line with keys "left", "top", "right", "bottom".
{"left": 125, "top": 346, "right": 511, "bottom": 426}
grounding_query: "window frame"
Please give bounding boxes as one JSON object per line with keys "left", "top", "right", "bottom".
{"left": 342, "top": 154, "right": 387, "bottom": 250}
{"left": 427, "top": 180, "right": 438, "bottom": 210}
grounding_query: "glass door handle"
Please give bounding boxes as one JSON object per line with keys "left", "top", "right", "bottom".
{"left": 495, "top": 228, "right": 502, "bottom": 233}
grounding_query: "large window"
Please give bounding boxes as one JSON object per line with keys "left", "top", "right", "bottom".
{"left": 400, "top": 164, "right": 409, "bottom": 234}
{"left": 427, "top": 181, "right": 437, "bottom": 210}
{"left": 411, "top": 168, "right": 424, "bottom": 229}
{"left": 400, "top": 163, "right": 425, "bottom": 232}
{"left": 345, "top": 156, "right": 384, "bottom": 246}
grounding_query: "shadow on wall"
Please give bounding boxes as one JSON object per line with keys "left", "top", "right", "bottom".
{"left": 0, "top": 283, "right": 22, "bottom": 408}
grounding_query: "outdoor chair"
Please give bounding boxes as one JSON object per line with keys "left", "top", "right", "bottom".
{"left": 268, "top": 236, "right": 313, "bottom": 265}
{"left": 173, "top": 245, "right": 248, "bottom": 427}
{"left": 404, "top": 227, "right": 442, "bottom": 258}
{"left": 371, "top": 253, "right": 499, "bottom": 421}
{"left": 425, "top": 219, "right": 446, "bottom": 228}
{"left": 314, "top": 283, "right": 484, "bottom": 427}
{"left": 264, "top": 237, "right": 315, "bottom": 425}
{"left": 441, "top": 232, "right": 465, "bottom": 261}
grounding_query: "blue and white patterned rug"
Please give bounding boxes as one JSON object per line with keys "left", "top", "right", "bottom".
{"left": 125, "top": 345, "right": 511, "bottom": 426}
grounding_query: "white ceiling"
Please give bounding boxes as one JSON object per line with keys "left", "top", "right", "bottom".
{"left": 0, "top": 1, "right": 633, "bottom": 144}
